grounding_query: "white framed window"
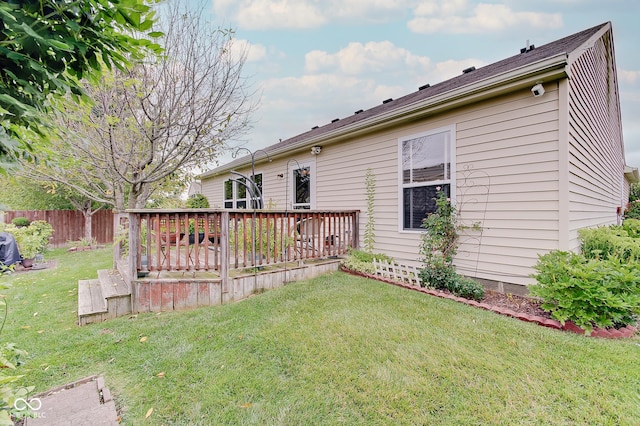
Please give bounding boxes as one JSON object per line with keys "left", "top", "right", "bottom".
{"left": 289, "top": 161, "right": 315, "bottom": 209}
{"left": 224, "top": 173, "right": 263, "bottom": 209}
{"left": 399, "top": 125, "right": 455, "bottom": 231}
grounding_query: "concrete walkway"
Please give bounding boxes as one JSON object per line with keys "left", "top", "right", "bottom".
{"left": 24, "top": 375, "right": 119, "bottom": 425}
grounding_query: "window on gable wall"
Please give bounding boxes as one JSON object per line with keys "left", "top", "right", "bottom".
{"left": 400, "top": 126, "right": 454, "bottom": 231}
{"left": 223, "top": 173, "right": 263, "bottom": 209}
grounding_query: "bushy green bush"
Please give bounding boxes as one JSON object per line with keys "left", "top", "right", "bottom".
{"left": 630, "top": 183, "right": 640, "bottom": 203}
{"left": 1, "top": 220, "right": 54, "bottom": 259}
{"left": 625, "top": 200, "right": 640, "bottom": 220}
{"left": 449, "top": 276, "right": 485, "bottom": 301}
{"left": 346, "top": 248, "right": 393, "bottom": 264}
{"left": 578, "top": 226, "right": 640, "bottom": 261}
{"left": 622, "top": 218, "right": 640, "bottom": 238}
{"left": 418, "top": 190, "right": 485, "bottom": 301}
{"left": 418, "top": 257, "right": 457, "bottom": 290}
{"left": 340, "top": 249, "right": 393, "bottom": 275}
{"left": 10, "top": 217, "right": 30, "bottom": 227}
{"left": 530, "top": 250, "right": 640, "bottom": 333}
{"left": 186, "top": 194, "right": 210, "bottom": 208}
{"left": 418, "top": 262, "right": 485, "bottom": 301}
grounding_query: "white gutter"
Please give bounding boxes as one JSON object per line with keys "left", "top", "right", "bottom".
{"left": 624, "top": 166, "right": 640, "bottom": 183}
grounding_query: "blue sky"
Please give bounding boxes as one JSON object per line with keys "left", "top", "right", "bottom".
{"left": 202, "top": 0, "right": 640, "bottom": 169}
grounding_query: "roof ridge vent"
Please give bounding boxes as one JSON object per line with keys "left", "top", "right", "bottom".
{"left": 331, "top": 118, "right": 339, "bottom": 123}
{"left": 462, "top": 66, "right": 476, "bottom": 74}
{"left": 382, "top": 98, "right": 393, "bottom": 104}
{"left": 418, "top": 83, "right": 430, "bottom": 90}
{"left": 520, "top": 39, "right": 535, "bottom": 53}
{"left": 354, "top": 109, "right": 363, "bottom": 114}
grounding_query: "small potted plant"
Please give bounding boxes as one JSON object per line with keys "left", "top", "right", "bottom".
{"left": 9, "top": 220, "right": 54, "bottom": 268}
{"left": 15, "top": 232, "right": 42, "bottom": 267}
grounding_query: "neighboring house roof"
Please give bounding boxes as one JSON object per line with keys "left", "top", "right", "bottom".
{"left": 187, "top": 180, "right": 202, "bottom": 197}
{"left": 202, "top": 22, "right": 610, "bottom": 178}
{"left": 625, "top": 166, "right": 640, "bottom": 183}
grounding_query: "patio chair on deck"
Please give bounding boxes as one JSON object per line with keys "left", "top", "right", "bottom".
{"left": 295, "top": 217, "right": 324, "bottom": 258}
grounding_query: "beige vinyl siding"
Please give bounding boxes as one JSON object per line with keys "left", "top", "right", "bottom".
{"left": 453, "top": 87, "right": 560, "bottom": 286}
{"left": 316, "top": 88, "right": 561, "bottom": 286}
{"left": 200, "top": 85, "right": 561, "bottom": 287}
{"left": 200, "top": 175, "right": 223, "bottom": 208}
{"left": 566, "top": 31, "right": 625, "bottom": 250}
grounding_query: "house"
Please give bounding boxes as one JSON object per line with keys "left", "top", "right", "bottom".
{"left": 199, "top": 22, "right": 638, "bottom": 294}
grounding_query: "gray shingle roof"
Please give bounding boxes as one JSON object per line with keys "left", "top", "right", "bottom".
{"left": 206, "top": 22, "right": 609, "bottom": 175}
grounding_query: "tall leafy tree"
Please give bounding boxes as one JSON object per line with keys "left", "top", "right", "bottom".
{"left": 0, "top": 175, "right": 74, "bottom": 210}
{"left": 21, "top": 0, "right": 255, "bottom": 211}
{"left": 0, "top": 0, "right": 161, "bottom": 171}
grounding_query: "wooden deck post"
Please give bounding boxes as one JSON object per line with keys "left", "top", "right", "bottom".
{"left": 128, "top": 213, "right": 139, "bottom": 283}
{"left": 220, "top": 211, "right": 229, "bottom": 295}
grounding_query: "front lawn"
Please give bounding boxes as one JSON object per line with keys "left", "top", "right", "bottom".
{"left": 2, "top": 247, "right": 639, "bottom": 424}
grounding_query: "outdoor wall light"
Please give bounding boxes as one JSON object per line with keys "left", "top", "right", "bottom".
{"left": 531, "top": 83, "right": 545, "bottom": 97}
{"left": 310, "top": 146, "right": 322, "bottom": 155}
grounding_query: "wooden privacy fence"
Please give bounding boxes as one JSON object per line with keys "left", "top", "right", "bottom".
{"left": 114, "top": 209, "right": 359, "bottom": 285}
{"left": 1, "top": 210, "right": 114, "bottom": 247}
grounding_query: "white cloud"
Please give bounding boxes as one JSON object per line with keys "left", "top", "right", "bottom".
{"left": 408, "top": 1, "right": 563, "bottom": 34}
{"left": 212, "top": 0, "right": 413, "bottom": 30}
{"left": 213, "top": 0, "right": 325, "bottom": 30}
{"left": 229, "top": 39, "right": 268, "bottom": 63}
{"left": 620, "top": 69, "right": 640, "bottom": 84}
{"left": 305, "top": 41, "right": 431, "bottom": 75}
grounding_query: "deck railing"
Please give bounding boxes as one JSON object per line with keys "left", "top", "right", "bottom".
{"left": 114, "top": 209, "right": 359, "bottom": 284}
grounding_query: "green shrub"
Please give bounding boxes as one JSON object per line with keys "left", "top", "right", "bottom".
{"left": 630, "top": 183, "right": 640, "bottom": 203}
{"left": 346, "top": 248, "right": 393, "bottom": 264}
{"left": 530, "top": 251, "right": 640, "bottom": 333}
{"left": 10, "top": 217, "right": 30, "bottom": 227}
{"left": 417, "top": 190, "right": 484, "bottom": 301}
{"left": 2, "top": 220, "right": 54, "bottom": 259}
{"left": 578, "top": 226, "right": 640, "bottom": 261}
{"left": 625, "top": 200, "right": 640, "bottom": 220}
{"left": 186, "top": 194, "right": 210, "bottom": 208}
{"left": 450, "top": 276, "right": 485, "bottom": 301}
{"left": 622, "top": 218, "right": 640, "bottom": 238}
{"left": 341, "top": 256, "right": 376, "bottom": 275}
{"left": 418, "top": 263, "right": 485, "bottom": 301}
{"left": 340, "top": 249, "right": 393, "bottom": 275}
{"left": 418, "top": 258, "right": 457, "bottom": 290}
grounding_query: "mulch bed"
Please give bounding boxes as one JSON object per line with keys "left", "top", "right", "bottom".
{"left": 340, "top": 266, "right": 638, "bottom": 339}
{"left": 481, "top": 290, "right": 552, "bottom": 319}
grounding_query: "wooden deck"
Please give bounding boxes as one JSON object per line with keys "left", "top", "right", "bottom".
{"left": 78, "top": 259, "right": 343, "bottom": 325}
{"left": 78, "top": 209, "right": 358, "bottom": 325}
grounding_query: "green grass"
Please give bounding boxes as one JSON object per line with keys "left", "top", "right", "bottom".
{"left": 2, "top": 247, "right": 640, "bottom": 425}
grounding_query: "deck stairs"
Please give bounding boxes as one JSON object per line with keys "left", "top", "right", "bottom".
{"left": 78, "top": 269, "right": 131, "bottom": 326}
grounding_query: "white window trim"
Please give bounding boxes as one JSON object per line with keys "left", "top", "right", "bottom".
{"left": 397, "top": 124, "right": 456, "bottom": 233}
{"left": 224, "top": 171, "right": 264, "bottom": 209}
{"left": 288, "top": 160, "right": 316, "bottom": 210}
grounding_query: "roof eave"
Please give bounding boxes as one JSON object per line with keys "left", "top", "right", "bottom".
{"left": 201, "top": 53, "right": 569, "bottom": 178}
{"left": 624, "top": 166, "right": 640, "bottom": 183}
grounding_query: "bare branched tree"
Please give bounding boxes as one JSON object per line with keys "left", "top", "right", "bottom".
{"left": 21, "top": 0, "right": 255, "bottom": 211}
